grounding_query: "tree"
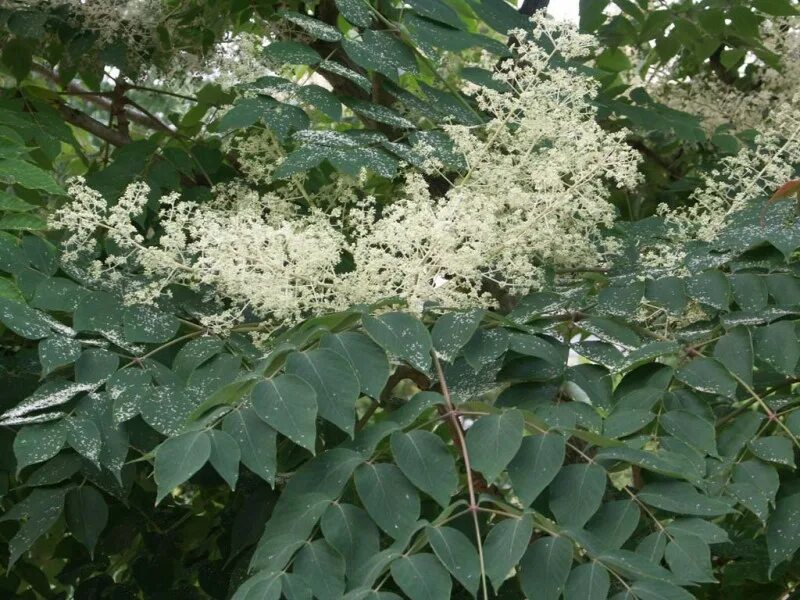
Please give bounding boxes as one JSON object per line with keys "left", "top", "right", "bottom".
{"left": 0, "top": 0, "right": 799, "bottom": 598}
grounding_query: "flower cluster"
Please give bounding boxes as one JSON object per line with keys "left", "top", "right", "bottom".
{"left": 53, "top": 16, "right": 642, "bottom": 328}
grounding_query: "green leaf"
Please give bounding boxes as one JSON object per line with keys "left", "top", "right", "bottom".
{"left": 675, "top": 357, "right": 738, "bottom": 398}
{"left": 519, "top": 535, "right": 573, "bottom": 600}
{"left": 31, "top": 277, "right": 86, "bottom": 312}
{"left": 232, "top": 571, "right": 282, "bottom": 600}
{"left": 342, "top": 30, "right": 417, "bottom": 80}
{"left": 462, "top": 328, "right": 509, "bottom": 371}
{"left": 362, "top": 312, "right": 433, "bottom": 372}
{"left": 223, "top": 408, "right": 277, "bottom": 485}
{"left": 293, "top": 540, "right": 345, "bottom": 600}
{"left": 664, "top": 532, "right": 715, "bottom": 583}
{"left": 390, "top": 553, "right": 452, "bottom": 600}
{"left": 280, "top": 11, "right": 342, "bottom": 42}
{"left": 0, "top": 297, "right": 51, "bottom": 339}
{"left": 285, "top": 349, "right": 360, "bottom": 436}
{"left": 686, "top": 269, "right": 730, "bottom": 310}
{"left": 122, "top": 305, "right": 179, "bottom": 344}
{"left": 321, "top": 503, "right": 379, "bottom": 578}
{"left": 465, "top": 410, "right": 524, "bottom": 484}
{"left": 75, "top": 348, "right": 119, "bottom": 384}
{"left": 629, "top": 580, "right": 695, "bottom": 600}
{"left": 753, "top": 0, "right": 798, "bottom": 16}
{"left": 713, "top": 327, "right": 753, "bottom": 386}
{"left": 604, "top": 409, "right": 655, "bottom": 438}
{"left": 263, "top": 41, "right": 321, "bottom": 65}
{"left": 645, "top": 276, "right": 687, "bottom": 315}
{"left": 0, "top": 213, "right": 46, "bottom": 230}
{"left": 637, "top": 482, "right": 735, "bottom": 516}
{"left": 320, "top": 332, "right": 390, "bottom": 399}
{"left": 564, "top": 562, "right": 610, "bottom": 600}
{"left": 0, "top": 487, "right": 67, "bottom": 566}
{"left": 208, "top": 429, "right": 240, "bottom": 490}
{"left": 0, "top": 158, "right": 63, "bottom": 194}
{"left": 483, "top": 514, "right": 533, "bottom": 593}
{"left": 661, "top": 410, "right": 717, "bottom": 457}
{"left": 767, "top": 492, "right": 800, "bottom": 573}
{"left": 586, "top": 500, "right": 640, "bottom": 549}
{"left": 597, "top": 282, "right": 644, "bottom": 317}
{"left": 390, "top": 430, "right": 458, "bottom": 507}
{"left": 731, "top": 273, "right": 769, "bottom": 311}
{"left": 154, "top": 431, "right": 211, "bottom": 504}
{"left": 65, "top": 416, "right": 102, "bottom": 465}
{"left": 39, "top": 336, "right": 81, "bottom": 376}
{"left": 335, "top": 0, "right": 372, "bottom": 26}
{"left": 426, "top": 526, "right": 480, "bottom": 595}
{"left": 507, "top": 433, "right": 565, "bottom": 506}
{"left": 596, "top": 549, "right": 679, "bottom": 584}
{"left": 431, "top": 309, "right": 483, "bottom": 363}
{"left": 13, "top": 420, "right": 67, "bottom": 472}
{"left": 549, "top": 464, "right": 607, "bottom": 527}
{"left": 748, "top": 436, "right": 795, "bottom": 468}
{"left": 664, "top": 518, "right": 730, "bottom": 545}
{"left": 65, "top": 486, "right": 108, "bottom": 557}
{"left": 754, "top": 321, "right": 799, "bottom": 376}
{"left": 354, "top": 462, "right": 420, "bottom": 539}
{"left": 252, "top": 374, "right": 317, "bottom": 453}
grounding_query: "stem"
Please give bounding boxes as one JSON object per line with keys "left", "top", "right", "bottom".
{"left": 432, "top": 353, "right": 488, "bottom": 600}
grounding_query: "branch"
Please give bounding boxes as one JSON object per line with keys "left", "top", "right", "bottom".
{"left": 53, "top": 101, "right": 132, "bottom": 146}
{"left": 32, "top": 64, "right": 177, "bottom": 134}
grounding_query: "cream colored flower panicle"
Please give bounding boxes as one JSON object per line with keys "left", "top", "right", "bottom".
{"left": 53, "top": 15, "right": 643, "bottom": 327}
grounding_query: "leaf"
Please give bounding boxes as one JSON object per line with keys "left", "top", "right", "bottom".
{"left": 65, "top": 486, "right": 108, "bottom": 557}
{"left": 390, "top": 430, "right": 458, "bottom": 507}
{"left": 75, "top": 348, "right": 119, "bottom": 384}
{"left": 604, "top": 409, "right": 655, "bottom": 438}
{"left": 390, "top": 553, "right": 452, "bottom": 600}
{"left": 13, "top": 420, "right": 66, "bottom": 472}
{"left": 713, "top": 327, "right": 753, "bottom": 386}
{"left": 154, "top": 431, "right": 211, "bottom": 504}
{"left": 549, "top": 464, "right": 607, "bottom": 527}
{"left": 0, "top": 213, "right": 46, "bottom": 230}
{"left": 0, "top": 158, "right": 63, "bottom": 194}
{"left": 686, "top": 269, "right": 730, "bottom": 310}
{"left": 354, "top": 462, "right": 420, "bottom": 539}
{"left": 362, "top": 312, "right": 433, "bottom": 373}
{"left": 465, "top": 410, "right": 524, "bottom": 484}
{"left": 483, "top": 514, "right": 533, "bottom": 593}
{"left": 285, "top": 349, "right": 360, "bottom": 436}
{"left": 39, "top": 336, "right": 81, "bottom": 376}
{"left": 767, "top": 492, "right": 800, "bottom": 573}
{"left": 335, "top": 0, "right": 372, "bottom": 26}
{"left": 122, "top": 305, "right": 179, "bottom": 343}
{"left": 208, "top": 429, "right": 240, "bottom": 490}
{"left": 462, "top": 327, "right": 510, "bottom": 370}
{"left": 664, "top": 532, "right": 715, "bottom": 584}
{"left": 637, "top": 482, "right": 735, "bottom": 516}
{"left": 342, "top": 30, "right": 417, "bottom": 80}
{"left": 748, "top": 436, "right": 795, "bottom": 468}
{"left": 251, "top": 374, "right": 317, "bottom": 453}
{"left": 293, "top": 540, "right": 345, "bottom": 600}
{"left": 0, "top": 297, "right": 51, "bottom": 339}
{"left": 0, "top": 487, "right": 67, "bottom": 566}
{"left": 675, "top": 357, "right": 738, "bottom": 398}
{"left": 321, "top": 503, "right": 379, "bottom": 578}
{"left": 564, "top": 562, "right": 610, "bottom": 600}
{"left": 431, "top": 309, "right": 483, "bottom": 362}
{"left": 660, "top": 410, "right": 718, "bottom": 457}
{"left": 426, "top": 526, "right": 481, "bottom": 595}
{"left": 754, "top": 321, "right": 800, "bottom": 376}
{"left": 664, "top": 518, "right": 730, "bottom": 545}
{"left": 519, "top": 535, "right": 573, "bottom": 600}
{"left": 596, "top": 549, "right": 679, "bottom": 584}
{"left": 232, "top": 571, "right": 282, "bottom": 600}
{"left": 507, "top": 433, "right": 565, "bottom": 506}
{"left": 223, "top": 408, "right": 277, "bottom": 485}
{"left": 320, "top": 331, "right": 390, "bottom": 399}
{"left": 263, "top": 41, "right": 321, "bottom": 65}
{"left": 65, "top": 416, "right": 102, "bottom": 465}
{"left": 586, "top": 500, "right": 640, "bottom": 549}
{"left": 629, "top": 580, "right": 695, "bottom": 600}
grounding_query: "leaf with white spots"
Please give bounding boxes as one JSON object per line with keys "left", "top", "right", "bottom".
{"left": 354, "top": 462, "right": 419, "bottom": 539}
{"left": 252, "top": 374, "right": 317, "bottom": 453}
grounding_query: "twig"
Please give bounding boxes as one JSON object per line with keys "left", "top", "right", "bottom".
{"left": 432, "top": 353, "right": 489, "bottom": 600}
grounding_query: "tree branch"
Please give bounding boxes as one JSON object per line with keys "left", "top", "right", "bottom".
{"left": 53, "top": 101, "right": 132, "bottom": 146}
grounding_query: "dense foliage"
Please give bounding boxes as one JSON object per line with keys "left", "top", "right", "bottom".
{"left": 0, "top": 0, "right": 799, "bottom": 598}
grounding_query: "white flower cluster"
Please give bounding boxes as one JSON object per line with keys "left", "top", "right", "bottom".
{"left": 643, "top": 96, "right": 800, "bottom": 270}
{"left": 650, "top": 18, "right": 800, "bottom": 132}
{"left": 53, "top": 17, "right": 642, "bottom": 327}
{"left": 32, "top": 0, "right": 165, "bottom": 48}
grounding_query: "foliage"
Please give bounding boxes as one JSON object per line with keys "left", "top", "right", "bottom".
{"left": 0, "top": 0, "right": 799, "bottom": 599}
